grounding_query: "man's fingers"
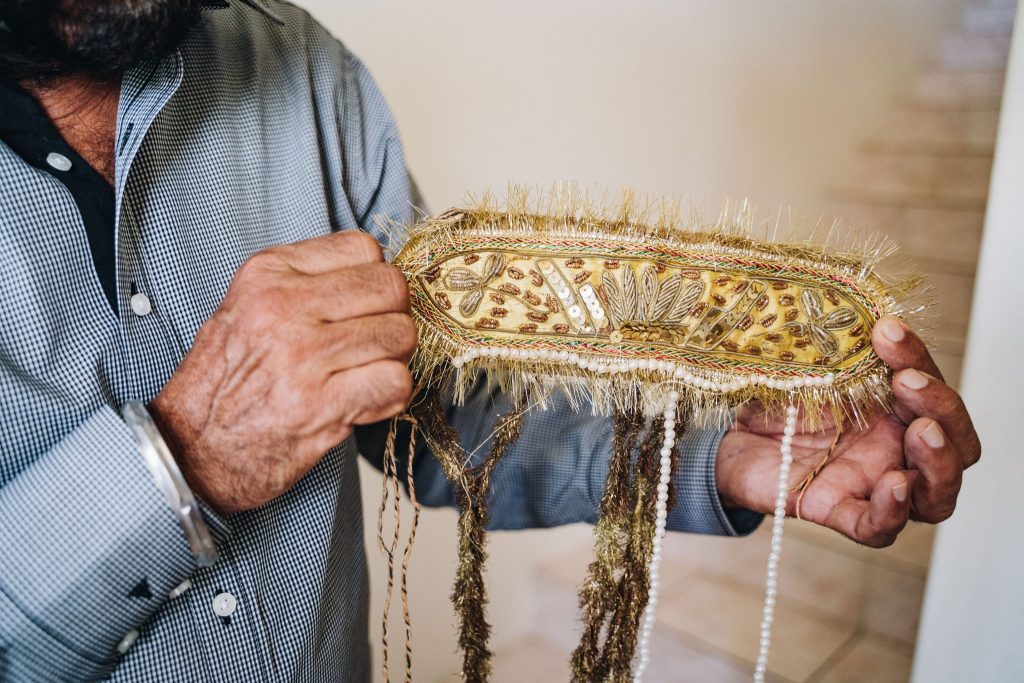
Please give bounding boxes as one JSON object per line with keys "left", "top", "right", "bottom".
{"left": 825, "top": 469, "right": 914, "bottom": 548}
{"left": 872, "top": 316, "right": 944, "bottom": 382}
{"left": 892, "top": 368, "right": 981, "bottom": 468}
{"left": 324, "top": 360, "right": 414, "bottom": 427}
{"left": 295, "top": 263, "right": 411, "bottom": 321}
{"left": 275, "top": 230, "right": 385, "bottom": 274}
{"left": 318, "top": 313, "right": 418, "bottom": 371}
{"left": 903, "top": 418, "right": 962, "bottom": 523}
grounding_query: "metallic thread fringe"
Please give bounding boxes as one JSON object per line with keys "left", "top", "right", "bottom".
{"left": 391, "top": 184, "right": 931, "bottom": 430}
{"left": 413, "top": 392, "right": 526, "bottom": 683}
{"left": 571, "top": 412, "right": 685, "bottom": 682}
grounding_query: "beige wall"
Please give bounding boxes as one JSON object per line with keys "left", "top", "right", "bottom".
{"left": 913, "top": 9, "right": 1024, "bottom": 682}
{"left": 287, "top": 1, "right": 967, "bottom": 680}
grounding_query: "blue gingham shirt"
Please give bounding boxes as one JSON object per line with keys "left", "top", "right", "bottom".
{"left": 0, "top": 1, "right": 758, "bottom": 680}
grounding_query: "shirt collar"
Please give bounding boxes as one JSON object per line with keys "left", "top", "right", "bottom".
{"left": 211, "top": 0, "right": 285, "bottom": 26}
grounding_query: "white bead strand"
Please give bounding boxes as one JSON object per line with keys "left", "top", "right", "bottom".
{"left": 632, "top": 391, "right": 679, "bottom": 682}
{"left": 753, "top": 404, "right": 798, "bottom": 683}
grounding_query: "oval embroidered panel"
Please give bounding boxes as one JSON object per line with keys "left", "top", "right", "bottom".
{"left": 406, "top": 235, "right": 878, "bottom": 380}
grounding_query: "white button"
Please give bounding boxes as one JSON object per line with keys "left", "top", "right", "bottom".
{"left": 116, "top": 629, "right": 139, "bottom": 654}
{"left": 130, "top": 292, "right": 152, "bottom": 316}
{"left": 46, "top": 152, "right": 72, "bottom": 172}
{"left": 212, "top": 591, "right": 237, "bottom": 617}
{"left": 169, "top": 579, "right": 192, "bottom": 599}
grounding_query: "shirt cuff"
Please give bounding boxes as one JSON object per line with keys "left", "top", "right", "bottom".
{"left": 0, "top": 405, "right": 226, "bottom": 675}
{"left": 666, "top": 421, "right": 764, "bottom": 537}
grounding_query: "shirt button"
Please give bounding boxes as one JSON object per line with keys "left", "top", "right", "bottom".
{"left": 130, "top": 292, "right": 152, "bottom": 316}
{"left": 116, "top": 629, "right": 139, "bottom": 654}
{"left": 212, "top": 591, "right": 237, "bottom": 618}
{"left": 168, "top": 579, "right": 192, "bottom": 599}
{"left": 46, "top": 152, "right": 72, "bottom": 172}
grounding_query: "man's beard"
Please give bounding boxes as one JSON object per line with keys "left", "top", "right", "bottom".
{"left": 0, "top": 0, "right": 204, "bottom": 81}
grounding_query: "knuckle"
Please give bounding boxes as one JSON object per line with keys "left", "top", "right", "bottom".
{"left": 395, "top": 315, "right": 418, "bottom": 355}
{"left": 936, "top": 498, "right": 958, "bottom": 521}
{"left": 380, "top": 364, "right": 414, "bottom": 407}
{"left": 238, "top": 249, "right": 285, "bottom": 279}
{"left": 380, "top": 264, "right": 410, "bottom": 305}
{"left": 865, "top": 532, "right": 897, "bottom": 549}
{"left": 966, "top": 441, "right": 982, "bottom": 467}
{"left": 343, "top": 230, "right": 384, "bottom": 263}
{"left": 938, "top": 393, "right": 966, "bottom": 421}
{"left": 920, "top": 504, "right": 956, "bottom": 524}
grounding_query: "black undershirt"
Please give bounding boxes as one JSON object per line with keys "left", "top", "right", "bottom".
{"left": 0, "top": 77, "right": 118, "bottom": 312}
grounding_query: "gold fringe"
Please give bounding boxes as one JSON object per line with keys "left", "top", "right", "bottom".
{"left": 572, "top": 414, "right": 685, "bottom": 682}
{"left": 390, "top": 184, "right": 929, "bottom": 432}
{"left": 573, "top": 410, "right": 647, "bottom": 679}
{"left": 413, "top": 391, "right": 526, "bottom": 683}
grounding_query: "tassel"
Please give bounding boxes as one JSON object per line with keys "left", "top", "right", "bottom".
{"left": 572, "top": 410, "right": 644, "bottom": 679}
{"left": 571, "top": 413, "right": 684, "bottom": 682}
{"left": 377, "top": 413, "right": 422, "bottom": 683}
{"left": 413, "top": 392, "right": 526, "bottom": 683}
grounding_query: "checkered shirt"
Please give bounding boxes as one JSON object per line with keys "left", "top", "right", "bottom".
{"left": 0, "top": 1, "right": 759, "bottom": 680}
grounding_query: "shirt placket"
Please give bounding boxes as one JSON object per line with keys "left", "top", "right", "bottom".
{"left": 113, "top": 52, "right": 272, "bottom": 682}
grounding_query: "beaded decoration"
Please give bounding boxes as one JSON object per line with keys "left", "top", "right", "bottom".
{"left": 379, "top": 187, "right": 924, "bottom": 683}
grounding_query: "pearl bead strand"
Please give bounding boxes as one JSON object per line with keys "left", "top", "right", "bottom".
{"left": 632, "top": 391, "right": 679, "bottom": 682}
{"left": 753, "top": 404, "right": 798, "bottom": 683}
{"left": 451, "top": 346, "right": 837, "bottom": 396}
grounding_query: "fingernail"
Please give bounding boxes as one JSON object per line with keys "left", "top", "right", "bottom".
{"left": 920, "top": 421, "right": 945, "bottom": 449}
{"left": 892, "top": 481, "right": 908, "bottom": 502}
{"left": 878, "top": 318, "right": 906, "bottom": 343}
{"left": 901, "top": 369, "right": 929, "bottom": 390}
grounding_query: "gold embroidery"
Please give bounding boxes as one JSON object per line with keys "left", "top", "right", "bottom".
{"left": 417, "top": 248, "right": 876, "bottom": 371}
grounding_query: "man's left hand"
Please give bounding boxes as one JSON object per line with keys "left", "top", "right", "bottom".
{"left": 715, "top": 315, "right": 981, "bottom": 547}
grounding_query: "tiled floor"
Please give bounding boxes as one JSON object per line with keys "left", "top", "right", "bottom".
{"left": 491, "top": 518, "right": 932, "bottom": 682}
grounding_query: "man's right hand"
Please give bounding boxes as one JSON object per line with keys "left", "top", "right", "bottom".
{"left": 150, "top": 231, "right": 416, "bottom": 516}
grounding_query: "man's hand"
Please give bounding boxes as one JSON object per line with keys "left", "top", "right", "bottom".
{"left": 150, "top": 231, "right": 416, "bottom": 516}
{"left": 715, "top": 316, "right": 981, "bottom": 547}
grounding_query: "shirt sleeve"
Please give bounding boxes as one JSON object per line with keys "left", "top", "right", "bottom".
{"left": 331, "top": 47, "right": 418, "bottom": 246}
{"left": 413, "top": 379, "right": 763, "bottom": 537}
{"left": 0, "top": 405, "right": 230, "bottom": 680}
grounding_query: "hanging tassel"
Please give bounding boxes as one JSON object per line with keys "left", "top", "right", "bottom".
{"left": 572, "top": 410, "right": 646, "bottom": 680}
{"left": 572, "top": 412, "right": 684, "bottom": 682}
{"left": 377, "top": 413, "right": 422, "bottom": 683}
{"left": 598, "top": 415, "right": 685, "bottom": 680}
{"left": 414, "top": 392, "right": 526, "bottom": 683}
{"left": 400, "top": 417, "right": 420, "bottom": 680}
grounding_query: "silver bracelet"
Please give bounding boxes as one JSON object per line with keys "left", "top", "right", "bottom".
{"left": 121, "top": 401, "right": 218, "bottom": 567}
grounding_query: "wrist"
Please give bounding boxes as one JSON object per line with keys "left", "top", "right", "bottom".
{"left": 149, "top": 391, "right": 202, "bottom": 491}
{"left": 149, "top": 391, "right": 236, "bottom": 517}
{"left": 122, "top": 401, "right": 219, "bottom": 566}
{"left": 715, "top": 428, "right": 757, "bottom": 513}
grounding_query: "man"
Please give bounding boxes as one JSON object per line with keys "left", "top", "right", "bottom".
{"left": 0, "top": 0, "right": 980, "bottom": 680}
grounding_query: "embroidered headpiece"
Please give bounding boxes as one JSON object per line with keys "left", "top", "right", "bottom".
{"left": 379, "top": 186, "right": 924, "bottom": 683}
